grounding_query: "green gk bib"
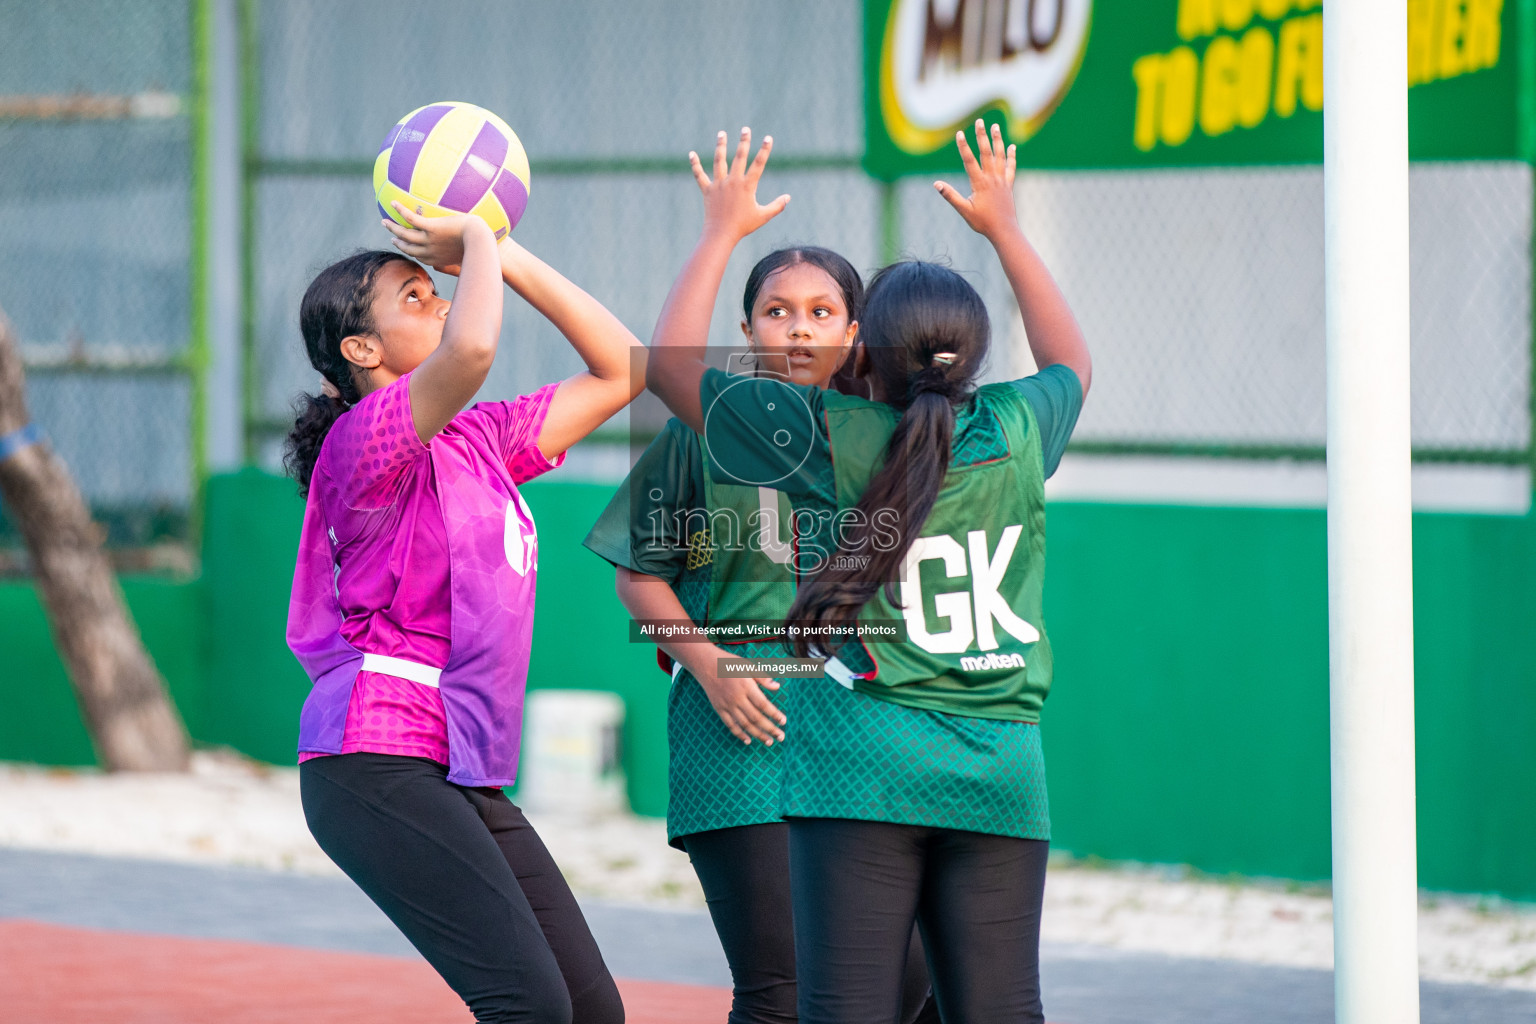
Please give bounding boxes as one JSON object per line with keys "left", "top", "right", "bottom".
{"left": 819, "top": 384, "right": 1051, "bottom": 723}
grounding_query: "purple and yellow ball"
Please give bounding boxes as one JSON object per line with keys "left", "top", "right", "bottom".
{"left": 374, "top": 102, "right": 531, "bottom": 241}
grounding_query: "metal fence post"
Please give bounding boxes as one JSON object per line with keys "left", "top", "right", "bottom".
{"left": 200, "top": 0, "right": 245, "bottom": 477}
{"left": 238, "top": 0, "right": 261, "bottom": 464}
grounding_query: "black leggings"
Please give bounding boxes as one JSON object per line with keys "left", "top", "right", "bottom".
{"left": 681, "top": 822, "right": 939, "bottom": 1024}
{"left": 788, "top": 818, "right": 1050, "bottom": 1024}
{"left": 300, "top": 753, "right": 624, "bottom": 1024}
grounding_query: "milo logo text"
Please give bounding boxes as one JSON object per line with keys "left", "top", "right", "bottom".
{"left": 880, "top": 0, "right": 1093, "bottom": 154}
{"left": 920, "top": 0, "right": 1072, "bottom": 77}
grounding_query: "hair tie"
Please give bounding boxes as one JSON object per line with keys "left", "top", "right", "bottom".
{"left": 931, "top": 352, "right": 957, "bottom": 366}
{"left": 320, "top": 378, "right": 342, "bottom": 400}
{"left": 0, "top": 423, "right": 43, "bottom": 462}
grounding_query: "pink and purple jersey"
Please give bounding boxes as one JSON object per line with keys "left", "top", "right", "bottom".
{"left": 287, "top": 374, "right": 564, "bottom": 787}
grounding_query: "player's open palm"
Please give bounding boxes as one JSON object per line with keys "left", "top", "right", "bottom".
{"left": 692, "top": 127, "right": 791, "bottom": 243}
{"left": 691, "top": 644, "right": 786, "bottom": 746}
{"left": 936, "top": 119, "right": 1019, "bottom": 241}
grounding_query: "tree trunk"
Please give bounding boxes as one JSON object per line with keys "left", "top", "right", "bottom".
{"left": 0, "top": 308, "right": 190, "bottom": 771}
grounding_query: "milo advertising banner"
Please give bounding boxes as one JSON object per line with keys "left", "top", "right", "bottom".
{"left": 864, "top": 0, "right": 1524, "bottom": 178}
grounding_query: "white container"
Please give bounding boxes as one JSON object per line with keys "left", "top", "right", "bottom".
{"left": 517, "top": 689, "right": 627, "bottom": 816}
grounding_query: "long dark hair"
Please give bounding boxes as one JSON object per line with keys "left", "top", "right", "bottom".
{"left": 283, "top": 250, "right": 417, "bottom": 496}
{"left": 786, "top": 261, "right": 990, "bottom": 655}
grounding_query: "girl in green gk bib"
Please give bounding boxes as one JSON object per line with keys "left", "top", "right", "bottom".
{"left": 584, "top": 239, "right": 938, "bottom": 1021}
{"left": 646, "top": 125, "right": 1091, "bottom": 1024}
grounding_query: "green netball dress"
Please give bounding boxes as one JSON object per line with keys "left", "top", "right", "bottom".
{"left": 696, "top": 364, "right": 1083, "bottom": 840}
{"left": 584, "top": 418, "right": 801, "bottom": 846}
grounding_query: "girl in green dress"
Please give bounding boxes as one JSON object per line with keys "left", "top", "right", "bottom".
{"left": 646, "top": 124, "right": 1091, "bottom": 1024}
{"left": 584, "top": 247, "right": 938, "bottom": 1023}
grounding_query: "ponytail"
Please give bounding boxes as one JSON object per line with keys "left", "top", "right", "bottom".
{"left": 786, "top": 262, "right": 990, "bottom": 656}
{"left": 284, "top": 393, "right": 350, "bottom": 497}
{"left": 282, "top": 250, "right": 416, "bottom": 496}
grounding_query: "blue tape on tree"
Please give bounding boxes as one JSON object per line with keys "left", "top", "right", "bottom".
{"left": 0, "top": 423, "right": 43, "bottom": 461}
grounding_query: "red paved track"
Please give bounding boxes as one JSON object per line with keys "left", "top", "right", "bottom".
{"left": 0, "top": 919, "right": 731, "bottom": 1023}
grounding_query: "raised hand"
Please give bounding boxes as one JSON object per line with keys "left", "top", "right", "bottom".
{"left": 934, "top": 119, "right": 1020, "bottom": 241}
{"left": 690, "top": 127, "right": 791, "bottom": 243}
{"left": 382, "top": 201, "right": 478, "bottom": 275}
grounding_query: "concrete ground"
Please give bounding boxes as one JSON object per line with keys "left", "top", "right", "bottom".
{"left": 5, "top": 753, "right": 1534, "bottom": 991}
{"left": 2, "top": 848, "right": 1533, "bottom": 1023}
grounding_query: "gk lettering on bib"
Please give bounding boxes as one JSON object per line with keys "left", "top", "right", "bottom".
{"left": 822, "top": 383, "right": 1053, "bottom": 721}
{"left": 899, "top": 526, "right": 1041, "bottom": 657}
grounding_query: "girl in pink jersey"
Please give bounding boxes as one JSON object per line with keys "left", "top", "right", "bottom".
{"left": 285, "top": 204, "right": 641, "bottom": 1024}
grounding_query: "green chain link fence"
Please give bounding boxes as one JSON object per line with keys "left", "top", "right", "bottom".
{"left": 0, "top": 0, "right": 206, "bottom": 568}
{"left": 241, "top": 0, "right": 1531, "bottom": 472}
{"left": 1, "top": 0, "right": 1528, "bottom": 572}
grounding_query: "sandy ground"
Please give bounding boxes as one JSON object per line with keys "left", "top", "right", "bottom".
{"left": 1, "top": 751, "right": 1532, "bottom": 991}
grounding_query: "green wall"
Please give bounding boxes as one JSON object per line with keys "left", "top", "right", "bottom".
{"left": 0, "top": 577, "right": 205, "bottom": 766}
{"left": 1043, "top": 504, "right": 1536, "bottom": 897}
{"left": 2, "top": 471, "right": 1533, "bottom": 899}
{"left": 197, "top": 469, "right": 310, "bottom": 764}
